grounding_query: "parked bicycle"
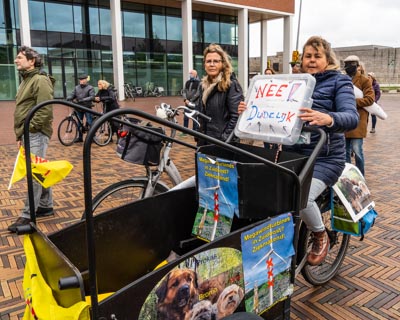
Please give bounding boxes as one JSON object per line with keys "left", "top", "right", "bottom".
{"left": 123, "top": 82, "right": 136, "bottom": 101}
{"left": 143, "top": 81, "right": 164, "bottom": 97}
{"left": 83, "top": 102, "right": 210, "bottom": 217}
{"left": 57, "top": 103, "right": 112, "bottom": 147}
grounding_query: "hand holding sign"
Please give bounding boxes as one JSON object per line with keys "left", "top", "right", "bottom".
{"left": 235, "top": 74, "right": 316, "bottom": 145}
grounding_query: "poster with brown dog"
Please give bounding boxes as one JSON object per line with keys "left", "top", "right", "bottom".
{"left": 138, "top": 247, "right": 245, "bottom": 320}
{"left": 333, "top": 163, "right": 375, "bottom": 222}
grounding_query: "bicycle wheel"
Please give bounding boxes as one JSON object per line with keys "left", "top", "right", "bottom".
{"left": 93, "top": 120, "right": 112, "bottom": 146}
{"left": 298, "top": 200, "right": 351, "bottom": 286}
{"left": 58, "top": 116, "right": 78, "bottom": 146}
{"left": 82, "top": 178, "right": 170, "bottom": 219}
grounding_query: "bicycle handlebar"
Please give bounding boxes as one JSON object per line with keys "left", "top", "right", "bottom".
{"left": 155, "top": 103, "right": 211, "bottom": 128}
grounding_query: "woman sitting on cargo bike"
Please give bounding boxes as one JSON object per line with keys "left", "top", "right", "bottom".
{"left": 239, "top": 35, "right": 359, "bottom": 266}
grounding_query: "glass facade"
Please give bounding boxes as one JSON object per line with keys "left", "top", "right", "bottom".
{"left": 0, "top": 0, "right": 239, "bottom": 100}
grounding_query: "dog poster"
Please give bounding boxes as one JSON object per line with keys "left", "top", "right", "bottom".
{"left": 138, "top": 247, "right": 245, "bottom": 320}
{"left": 332, "top": 163, "right": 375, "bottom": 222}
{"left": 240, "top": 213, "right": 295, "bottom": 315}
{"left": 193, "top": 153, "right": 238, "bottom": 242}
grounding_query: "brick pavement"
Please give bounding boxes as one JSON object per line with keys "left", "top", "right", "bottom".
{"left": 0, "top": 94, "right": 399, "bottom": 319}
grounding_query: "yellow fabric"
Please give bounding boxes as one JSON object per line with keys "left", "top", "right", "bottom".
{"left": 154, "top": 259, "right": 168, "bottom": 270}
{"left": 9, "top": 147, "right": 73, "bottom": 189}
{"left": 23, "top": 235, "right": 90, "bottom": 320}
{"left": 85, "top": 292, "right": 114, "bottom": 305}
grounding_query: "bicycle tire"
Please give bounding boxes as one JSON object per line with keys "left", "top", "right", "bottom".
{"left": 83, "top": 178, "right": 170, "bottom": 219}
{"left": 93, "top": 120, "right": 112, "bottom": 146}
{"left": 298, "top": 199, "right": 350, "bottom": 286}
{"left": 58, "top": 116, "right": 78, "bottom": 146}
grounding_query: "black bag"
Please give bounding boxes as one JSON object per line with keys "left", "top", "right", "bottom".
{"left": 116, "top": 118, "right": 164, "bottom": 166}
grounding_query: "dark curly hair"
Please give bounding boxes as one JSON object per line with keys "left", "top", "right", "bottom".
{"left": 17, "top": 46, "right": 43, "bottom": 68}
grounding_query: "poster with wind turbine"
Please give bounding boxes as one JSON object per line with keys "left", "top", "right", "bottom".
{"left": 193, "top": 152, "right": 238, "bottom": 242}
{"left": 240, "top": 213, "right": 295, "bottom": 313}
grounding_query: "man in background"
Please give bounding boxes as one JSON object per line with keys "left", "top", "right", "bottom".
{"left": 181, "top": 69, "right": 200, "bottom": 136}
{"left": 8, "top": 46, "right": 55, "bottom": 232}
{"left": 343, "top": 55, "right": 374, "bottom": 176}
{"left": 67, "top": 74, "right": 95, "bottom": 142}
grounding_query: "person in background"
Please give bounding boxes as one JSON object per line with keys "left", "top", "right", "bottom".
{"left": 94, "top": 80, "right": 120, "bottom": 138}
{"left": 239, "top": 36, "right": 359, "bottom": 265}
{"left": 67, "top": 74, "right": 95, "bottom": 142}
{"left": 264, "top": 67, "right": 275, "bottom": 75}
{"left": 343, "top": 55, "right": 375, "bottom": 176}
{"left": 367, "top": 72, "right": 381, "bottom": 133}
{"left": 196, "top": 43, "right": 243, "bottom": 145}
{"left": 181, "top": 69, "right": 201, "bottom": 136}
{"left": 290, "top": 61, "right": 302, "bottom": 74}
{"left": 8, "top": 46, "right": 56, "bottom": 232}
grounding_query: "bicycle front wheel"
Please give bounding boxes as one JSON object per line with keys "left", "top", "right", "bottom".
{"left": 83, "top": 178, "right": 170, "bottom": 219}
{"left": 58, "top": 116, "right": 78, "bottom": 146}
{"left": 298, "top": 204, "right": 350, "bottom": 286}
{"left": 93, "top": 120, "right": 112, "bottom": 146}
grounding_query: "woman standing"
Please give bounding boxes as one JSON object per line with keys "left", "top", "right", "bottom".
{"left": 239, "top": 36, "right": 359, "bottom": 265}
{"left": 196, "top": 43, "right": 243, "bottom": 145}
{"left": 367, "top": 72, "right": 381, "bottom": 133}
{"left": 94, "top": 80, "right": 120, "bottom": 135}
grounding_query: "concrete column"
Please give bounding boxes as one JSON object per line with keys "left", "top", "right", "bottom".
{"left": 237, "top": 8, "right": 248, "bottom": 93}
{"left": 18, "top": 0, "right": 31, "bottom": 46}
{"left": 283, "top": 15, "right": 294, "bottom": 74}
{"left": 110, "top": 0, "right": 125, "bottom": 101}
{"left": 182, "top": 0, "right": 193, "bottom": 86}
{"left": 260, "top": 20, "right": 268, "bottom": 74}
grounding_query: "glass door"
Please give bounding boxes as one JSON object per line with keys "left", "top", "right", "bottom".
{"left": 48, "top": 58, "right": 77, "bottom": 98}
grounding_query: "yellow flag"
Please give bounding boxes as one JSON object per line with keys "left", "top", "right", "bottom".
{"left": 23, "top": 235, "right": 90, "bottom": 320}
{"left": 8, "top": 147, "right": 73, "bottom": 189}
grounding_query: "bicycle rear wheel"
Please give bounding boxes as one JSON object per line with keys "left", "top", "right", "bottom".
{"left": 298, "top": 199, "right": 350, "bottom": 286}
{"left": 93, "top": 120, "right": 112, "bottom": 146}
{"left": 58, "top": 116, "right": 78, "bottom": 146}
{"left": 82, "top": 178, "right": 169, "bottom": 219}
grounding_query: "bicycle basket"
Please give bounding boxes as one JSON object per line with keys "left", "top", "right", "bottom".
{"left": 116, "top": 117, "right": 165, "bottom": 166}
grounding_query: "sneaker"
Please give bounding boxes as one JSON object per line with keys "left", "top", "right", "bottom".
{"left": 8, "top": 217, "right": 31, "bottom": 233}
{"left": 36, "top": 207, "right": 54, "bottom": 217}
{"left": 307, "top": 230, "right": 330, "bottom": 266}
{"left": 370, "top": 128, "right": 376, "bottom": 133}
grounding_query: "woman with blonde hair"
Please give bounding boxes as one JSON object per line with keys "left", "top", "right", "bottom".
{"left": 94, "top": 79, "right": 120, "bottom": 136}
{"left": 196, "top": 43, "right": 243, "bottom": 145}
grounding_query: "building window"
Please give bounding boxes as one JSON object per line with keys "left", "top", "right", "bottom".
{"left": 123, "top": 11, "right": 145, "bottom": 38}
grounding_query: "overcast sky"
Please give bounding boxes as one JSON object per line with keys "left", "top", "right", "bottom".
{"left": 250, "top": 0, "right": 400, "bottom": 57}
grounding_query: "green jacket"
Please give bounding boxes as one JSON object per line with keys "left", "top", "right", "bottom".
{"left": 14, "top": 68, "right": 54, "bottom": 140}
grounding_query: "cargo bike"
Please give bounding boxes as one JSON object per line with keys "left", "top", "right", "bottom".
{"left": 18, "top": 75, "right": 348, "bottom": 320}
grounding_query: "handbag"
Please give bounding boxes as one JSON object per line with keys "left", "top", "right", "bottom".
{"left": 116, "top": 117, "right": 164, "bottom": 166}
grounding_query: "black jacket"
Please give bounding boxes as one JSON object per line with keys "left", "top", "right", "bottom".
{"left": 67, "top": 84, "right": 95, "bottom": 108}
{"left": 197, "top": 75, "right": 243, "bottom": 143}
{"left": 95, "top": 87, "right": 119, "bottom": 113}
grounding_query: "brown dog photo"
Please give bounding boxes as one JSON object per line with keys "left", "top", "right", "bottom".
{"left": 156, "top": 268, "right": 199, "bottom": 320}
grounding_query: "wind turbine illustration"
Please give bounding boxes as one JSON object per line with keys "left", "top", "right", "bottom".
{"left": 203, "top": 156, "right": 232, "bottom": 241}
{"left": 251, "top": 228, "right": 288, "bottom": 306}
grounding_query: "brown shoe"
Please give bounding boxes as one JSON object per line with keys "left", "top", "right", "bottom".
{"left": 307, "top": 230, "right": 330, "bottom": 266}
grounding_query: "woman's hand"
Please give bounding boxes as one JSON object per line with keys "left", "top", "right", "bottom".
{"left": 238, "top": 101, "right": 247, "bottom": 114}
{"left": 298, "top": 108, "right": 333, "bottom": 126}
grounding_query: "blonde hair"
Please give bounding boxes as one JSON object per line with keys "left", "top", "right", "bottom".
{"left": 302, "top": 36, "right": 339, "bottom": 70}
{"left": 98, "top": 79, "right": 110, "bottom": 89}
{"left": 202, "top": 43, "right": 233, "bottom": 91}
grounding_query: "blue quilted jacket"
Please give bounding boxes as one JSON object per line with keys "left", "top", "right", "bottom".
{"left": 284, "top": 70, "right": 359, "bottom": 186}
